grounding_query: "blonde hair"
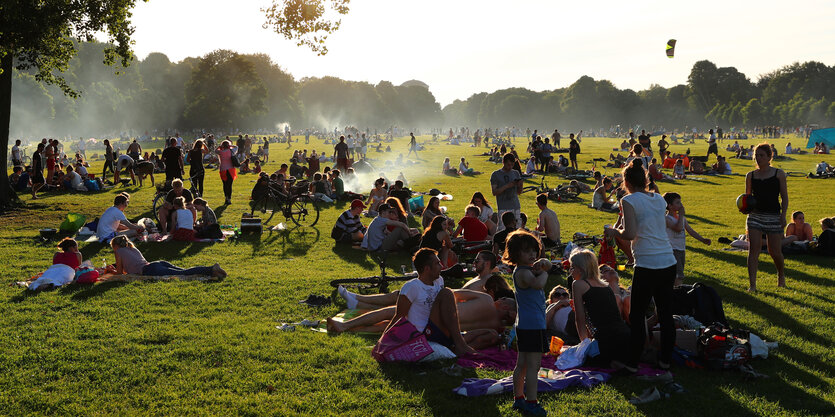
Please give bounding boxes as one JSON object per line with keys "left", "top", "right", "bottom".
{"left": 110, "top": 235, "right": 135, "bottom": 249}
{"left": 172, "top": 178, "right": 183, "bottom": 188}
{"left": 569, "top": 248, "right": 606, "bottom": 285}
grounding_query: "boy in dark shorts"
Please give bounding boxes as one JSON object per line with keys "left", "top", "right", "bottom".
{"left": 503, "top": 230, "right": 550, "bottom": 416}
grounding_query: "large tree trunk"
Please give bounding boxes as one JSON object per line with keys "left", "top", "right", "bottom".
{"left": 0, "top": 53, "right": 18, "bottom": 208}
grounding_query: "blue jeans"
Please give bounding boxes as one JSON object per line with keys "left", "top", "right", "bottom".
{"left": 142, "top": 261, "right": 212, "bottom": 276}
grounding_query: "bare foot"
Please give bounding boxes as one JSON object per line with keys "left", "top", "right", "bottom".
{"left": 326, "top": 318, "right": 345, "bottom": 334}
{"left": 454, "top": 343, "right": 478, "bottom": 356}
{"left": 747, "top": 286, "right": 757, "bottom": 293}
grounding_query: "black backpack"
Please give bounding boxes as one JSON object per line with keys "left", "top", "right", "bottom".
{"left": 672, "top": 283, "right": 727, "bottom": 326}
{"left": 698, "top": 323, "right": 751, "bottom": 369}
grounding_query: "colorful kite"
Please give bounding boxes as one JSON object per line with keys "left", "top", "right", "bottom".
{"left": 666, "top": 39, "right": 676, "bottom": 58}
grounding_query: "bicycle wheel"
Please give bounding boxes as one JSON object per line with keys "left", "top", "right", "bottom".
{"left": 251, "top": 196, "right": 277, "bottom": 224}
{"left": 288, "top": 194, "right": 319, "bottom": 227}
{"left": 152, "top": 193, "right": 165, "bottom": 224}
{"left": 329, "top": 276, "right": 384, "bottom": 294}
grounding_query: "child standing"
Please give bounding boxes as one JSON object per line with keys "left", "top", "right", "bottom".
{"left": 663, "top": 192, "right": 711, "bottom": 286}
{"left": 504, "top": 230, "right": 550, "bottom": 417}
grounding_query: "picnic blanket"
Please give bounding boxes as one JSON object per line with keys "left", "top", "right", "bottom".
{"left": 452, "top": 370, "right": 610, "bottom": 397}
{"left": 457, "top": 346, "right": 668, "bottom": 376}
{"left": 16, "top": 269, "right": 220, "bottom": 289}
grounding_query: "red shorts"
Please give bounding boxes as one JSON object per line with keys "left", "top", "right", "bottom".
{"left": 173, "top": 228, "right": 196, "bottom": 241}
{"left": 47, "top": 158, "right": 56, "bottom": 170}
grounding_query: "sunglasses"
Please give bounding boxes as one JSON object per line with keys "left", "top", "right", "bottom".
{"left": 554, "top": 292, "right": 569, "bottom": 298}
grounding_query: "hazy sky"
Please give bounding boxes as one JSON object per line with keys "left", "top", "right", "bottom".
{"left": 130, "top": 0, "right": 835, "bottom": 106}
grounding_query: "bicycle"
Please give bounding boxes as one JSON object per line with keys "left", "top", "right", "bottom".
{"left": 8, "top": 146, "right": 31, "bottom": 167}
{"left": 329, "top": 251, "right": 477, "bottom": 294}
{"left": 522, "top": 175, "right": 582, "bottom": 202}
{"left": 152, "top": 175, "right": 200, "bottom": 225}
{"left": 250, "top": 178, "right": 320, "bottom": 227}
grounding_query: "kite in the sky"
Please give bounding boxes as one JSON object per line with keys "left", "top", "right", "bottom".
{"left": 666, "top": 39, "right": 676, "bottom": 58}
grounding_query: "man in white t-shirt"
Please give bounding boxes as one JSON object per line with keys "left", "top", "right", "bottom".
{"left": 11, "top": 140, "right": 22, "bottom": 166}
{"left": 328, "top": 248, "right": 510, "bottom": 354}
{"left": 96, "top": 193, "right": 145, "bottom": 242}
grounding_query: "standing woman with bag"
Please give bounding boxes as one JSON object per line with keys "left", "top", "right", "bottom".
{"left": 744, "top": 143, "right": 788, "bottom": 291}
{"left": 604, "top": 159, "right": 677, "bottom": 372}
{"left": 187, "top": 139, "right": 207, "bottom": 197}
{"left": 216, "top": 140, "right": 237, "bottom": 204}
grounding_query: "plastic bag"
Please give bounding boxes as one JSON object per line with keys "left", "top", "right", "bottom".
{"left": 555, "top": 338, "right": 599, "bottom": 370}
{"left": 59, "top": 213, "right": 87, "bottom": 234}
{"left": 372, "top": 317, "right": 434, "bottom": 362}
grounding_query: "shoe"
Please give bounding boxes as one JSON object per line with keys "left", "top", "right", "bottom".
{"left": 512, "top": 398, "right": 526, "bottom": 411}
{"left": 718, "top": 237, "right": 733, "bottom": 244}
{"left": 519, "top": 401, "right": 548, "bottom": 416}
{"left": 276, "top": 323, "right": 295, "bottom": 331}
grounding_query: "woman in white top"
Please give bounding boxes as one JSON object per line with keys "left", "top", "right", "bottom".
{"left": 171, "top": 196, "right": 195, "bottom": 241}
{"left": 604, "top": 159, "right": 677, "bottom": 372}
{"left": 469, "top": 192, "right": 497, "bottom": 236}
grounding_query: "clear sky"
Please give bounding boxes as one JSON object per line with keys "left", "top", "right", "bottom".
{"left": 129, "top": 0, "right": 835, "bottom": 106}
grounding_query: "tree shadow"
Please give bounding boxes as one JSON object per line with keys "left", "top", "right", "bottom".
{"left": 378, "top": 362, "right": 504, "bottom": 417}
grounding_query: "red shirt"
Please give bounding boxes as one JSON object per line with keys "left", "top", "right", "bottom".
{"left": 53, "top": 252, "right": 80, "bottom": 270}
{"left": 458, "top": 216, "right": 488, "bottom": 242}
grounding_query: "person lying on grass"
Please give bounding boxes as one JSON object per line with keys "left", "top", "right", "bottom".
{"left": 110, "top": 235, "right": 226, "bottom": 278}
{"left": 328, "top": 249, "right": 513, "bottom": 354}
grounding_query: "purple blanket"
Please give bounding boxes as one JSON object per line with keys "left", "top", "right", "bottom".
{"left": 456, "top": 347, "right": 666, "bottom": 376}
{"left": 452, "top": 370, "right": 610, "bottom": 397}
{"left": 456, "top": 347, "right": 557, "bottom": 371}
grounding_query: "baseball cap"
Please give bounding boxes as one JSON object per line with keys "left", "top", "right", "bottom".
{"left": 350, "top": 199, "right": 366, "bottom": 209}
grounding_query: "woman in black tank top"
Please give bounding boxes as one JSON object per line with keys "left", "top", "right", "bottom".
{"left": 744, "top": 143, "right": 788, "bottom": 291}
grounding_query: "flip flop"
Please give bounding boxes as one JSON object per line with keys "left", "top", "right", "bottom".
{"left": 662, "top": 382, "right": 687, "bottom": 394}
{"left": 629, "top": 387, "right": 661, "bottom": 405}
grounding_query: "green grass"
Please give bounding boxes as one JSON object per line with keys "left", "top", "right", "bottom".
{"left": 2, "top": 134, "right": 834, "bottom": 416}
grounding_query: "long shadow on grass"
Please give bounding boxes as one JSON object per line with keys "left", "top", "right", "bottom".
{"left": 688, "top": 271, "right": 835, "bottom": 386}
{"left": 379, "top": 362, "right": 504, "bottom": 417}
{"left": 686, "top": 214, "right": 726, "bottom": 227}
{"left": 61, "top": 281, "right": 130, "bottom": 301}
{"left": 254, "top": 225, "right": 320, "bottom": 257}
{"left": 689, "top": 246, "right": 835, "bottom": 289}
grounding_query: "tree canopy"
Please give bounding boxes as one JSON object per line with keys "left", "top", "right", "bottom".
{"left": 0, "top": 0, "right": 143, "bottom": 207}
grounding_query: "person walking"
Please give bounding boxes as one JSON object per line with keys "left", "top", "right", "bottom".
{"left": 216, "top": 140, "right": 237, "bottom": 205}
{"left": 407, "top": 132, "right": 419, "bottom": 158}
{"left": 604, "top": 159, "right": 677, "bottom": 372}
{"left": 744, "top": 143, "right": 788, "bottom": 291}
{"left": 187, "top": 139, "right": 206, "bottom": 197}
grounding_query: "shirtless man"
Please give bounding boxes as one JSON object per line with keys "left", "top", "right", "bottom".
{"left": 535, "top": 193, "right": 561, "bottom": 247}
{"left": 328, "top": 249, "right": 512, "bottom": 352}
{"left": 461, "top": 251, "right": 498, "bottom": 292}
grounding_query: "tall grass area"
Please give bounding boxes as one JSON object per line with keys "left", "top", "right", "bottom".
{"left": 2, "top": 134, "right": 833, "bottom": 416}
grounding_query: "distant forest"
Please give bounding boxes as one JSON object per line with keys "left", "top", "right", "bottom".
{"left": 11, "top": 41, "right": 835, "bottom": 137}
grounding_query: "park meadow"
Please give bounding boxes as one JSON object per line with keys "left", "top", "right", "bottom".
{"left": 1, "top": 134, "right": 833, "bottom": 416}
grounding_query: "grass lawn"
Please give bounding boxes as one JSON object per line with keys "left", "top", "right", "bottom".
{"left": 2, "top": 134, "right": 834, "bottom": 416}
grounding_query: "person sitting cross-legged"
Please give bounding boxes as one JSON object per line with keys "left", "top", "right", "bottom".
{"left": 361, "top": 203, "right": 420, "bottom": 252}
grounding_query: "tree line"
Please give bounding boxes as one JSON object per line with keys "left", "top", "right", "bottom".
{"left": 11, "top": 41, "right": 835, "bottom": 137}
